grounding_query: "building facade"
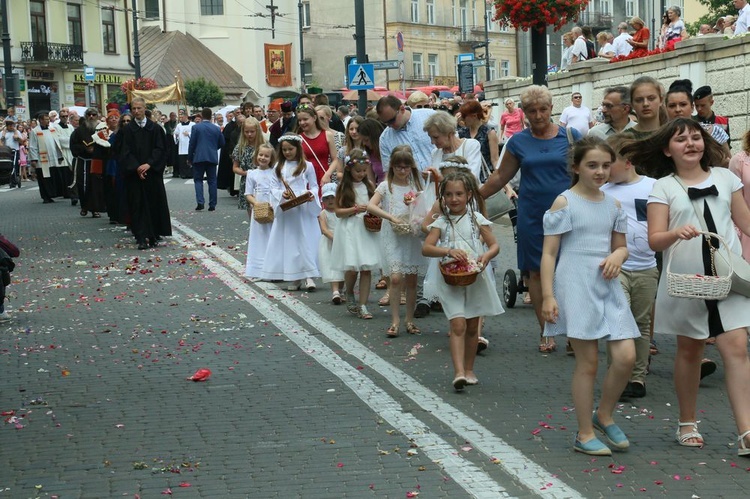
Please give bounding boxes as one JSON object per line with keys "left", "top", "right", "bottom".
{"left": 137, "top": 0, "right": 300, "bottom": 102}
{"left": 302, "top": 0, "right": 518, "bottom": 92}
{"left": 1, "top": 0, "right": 135, "bottom": 119}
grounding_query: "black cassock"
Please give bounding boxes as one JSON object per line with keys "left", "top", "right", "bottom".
{"left": 117, "top": 120, "right": 172, "bottom": 244}
{"left": 217, "top": 120, "right": 239, "bottom": 191}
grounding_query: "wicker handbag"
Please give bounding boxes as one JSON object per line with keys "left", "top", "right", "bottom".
{"left": 253, "top": 202, "right": 274, "bottom": 224}
{"left": 279, "top": 178, "right": 314, "bottom": 212}
{"left": 666, "top": 231, "right": 732, "bottom": 300}
{"left": 363, "top": 213, "right": 382, "bottom": 232}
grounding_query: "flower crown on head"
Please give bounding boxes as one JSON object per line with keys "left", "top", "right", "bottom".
{"left": 439, "top": 160, "right": 470, "bottom": 170}
{"left": 279, "top": 134, "right": 302, "bottom": 143}
{"left": 345, "top": 151, "right": 370, "bottom": 167}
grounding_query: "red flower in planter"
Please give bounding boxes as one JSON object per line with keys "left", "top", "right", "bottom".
{"left": 491, "top": 0, "right": 591, "bottom": 32}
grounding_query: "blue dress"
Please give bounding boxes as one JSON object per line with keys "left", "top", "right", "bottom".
{"left": 542, "top": 190, "right": 640, "bottom": 341}
{"left": 506, "top": 127, "right": 580, "bottom": 271}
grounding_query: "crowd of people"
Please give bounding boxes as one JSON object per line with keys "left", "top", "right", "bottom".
{"left": 3, "top": 64, "right": 750, "bottom": 461}
{"left": 560, "top": 2, "right": 750, "bottom": 69}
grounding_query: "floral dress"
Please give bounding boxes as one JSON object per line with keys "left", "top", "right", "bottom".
{"left": 232, "top": 144, "right": 255, "bottom": 209}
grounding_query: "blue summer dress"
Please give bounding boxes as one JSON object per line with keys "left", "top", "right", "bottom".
{"left": 542, "top": 190, "right": 640, "bottom": 341}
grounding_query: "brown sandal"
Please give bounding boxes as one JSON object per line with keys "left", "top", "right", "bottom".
{"left": 375, "top": 278, "right": 388, "bottom": 289}
{"left": 386, "top": 324, "right": 399, "bottom": 337}
{"left": 405, "top": 322, "right": 421, "bottom": 335}
{"left": 538, "top": 337, "right": 556, "bottom": 353}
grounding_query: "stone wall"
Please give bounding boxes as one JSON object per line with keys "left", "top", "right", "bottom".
{"left": 485, "top": 35, "right": 750, "bottom": 148}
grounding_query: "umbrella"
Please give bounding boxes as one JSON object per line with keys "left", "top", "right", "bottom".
{"left": 450, "top": 84, "right": 484, "bottom": 94}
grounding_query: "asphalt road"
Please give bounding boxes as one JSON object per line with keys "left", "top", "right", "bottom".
{"left": 1, "top": 178, "right": 749, "bottom": 498}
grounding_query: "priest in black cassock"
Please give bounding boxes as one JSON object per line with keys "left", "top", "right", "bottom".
{"left": 116, "top": 97, "right": 171, "bottom": 250}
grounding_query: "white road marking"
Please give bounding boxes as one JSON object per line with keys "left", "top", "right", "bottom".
{"left": 184, "top": 180, "right": 193, "bottom": 185}
{"left": 171, "top": 220, "right": 583, "bottom": 499}
{"left": 163, "top": 178, "right": 172, "bottom": 184}
{"left": 192, "top": 248, "right": 513, "bottom": 499}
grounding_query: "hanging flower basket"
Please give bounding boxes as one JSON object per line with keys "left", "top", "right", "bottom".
{"left": 491, "top": 0, "right": 590, "bottom": 32}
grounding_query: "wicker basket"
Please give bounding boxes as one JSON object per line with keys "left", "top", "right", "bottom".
{"left": 439, "top": 262, "right": 480, "bottom": 287}
{"left": 389, "top": 218, "right": 412, "bottom": 235}
{"left": 253, "top": 202, "right": 274, "bottom": 224}
{"left": 364, "top": 214, "right": 382, "bottom": 232}
{"left": 279, "top": 178, "right": 314, "bottom": 212}
{"left": 666, "top": 231, "right": 732, "bottom": 300}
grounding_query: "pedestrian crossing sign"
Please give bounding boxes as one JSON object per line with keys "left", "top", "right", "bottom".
{"left": 348, "top": 63, "right": 375, "bottom": 90}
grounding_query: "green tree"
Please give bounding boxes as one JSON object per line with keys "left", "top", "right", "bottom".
{"left": 184, "top": 77, "right": 224, "bottom": 109}
{"left": 693, "top": 0, "right": 737, "bottom": 28}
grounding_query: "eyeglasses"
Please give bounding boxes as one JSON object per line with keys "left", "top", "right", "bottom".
{"left": 414, "top": 104, "right": 428, "bottom": 109}
{"left": 380, "top": 113, "right": 399, "bottom": 126}
{"left": 86, "top": 112, "right": 98, "bottom": 117}
{"left": 572, "top": 96, "right": 582, "bottom": 99}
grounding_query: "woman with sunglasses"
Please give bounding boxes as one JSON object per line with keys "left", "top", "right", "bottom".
{"left": 457, "top": 100, "right": 499, "bottom": 184}
{"left": 406, "top": 91, "right": 430, "bottom": 110}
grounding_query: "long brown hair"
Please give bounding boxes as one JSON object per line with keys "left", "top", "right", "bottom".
{"left": 335, "top": 148, "right": 374, "bottom": 208}
{"left": 275, "top": 135, "right": 307, "bottom": 179}
{"left": 620, "top": 118, "right": 724, "bottom": 179}
{"left": 386, "top": 145, "right": 423, "bottom": 193}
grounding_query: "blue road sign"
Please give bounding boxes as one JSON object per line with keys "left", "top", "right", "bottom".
{"left": 348, "top": 63, "right": 375, "bottom": 90}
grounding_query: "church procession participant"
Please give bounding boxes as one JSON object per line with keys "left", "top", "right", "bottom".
{"left": 51, "top": 107, "right": 78, "bottom": 205}
{"left": 173, "top": 110, "right": 194, "bottom": 179}
{"left": 28, "top": 111, "right": 65, "bottom": 204}
{"left": 70, "top": 108, "right": 108, "bottom": 219}
{"left": 116, "top": 97, "right": 171, "bottom": 250}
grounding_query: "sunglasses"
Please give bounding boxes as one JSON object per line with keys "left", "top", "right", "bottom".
{"left": 381, "top": 114, "right": 398, "bottom": 126}
{"left": 414, "top": 104, "right": 428, "bottom": 109}
{"left": 86, "top": 112, "right": 98, "bottom": 117}
{"left": 572, "top": 95, "right": 582, "bottom": 99}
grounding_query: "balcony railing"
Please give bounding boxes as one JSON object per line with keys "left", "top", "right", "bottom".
{"left": 20, "top": 42, "right": 84, "bottom": 64}
{"left": 578, "top": 11, "right": 614, "bottom": 27}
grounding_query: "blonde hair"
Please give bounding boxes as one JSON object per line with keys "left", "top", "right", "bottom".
{"left": 520, "top": 85, "right": 553, "bottom": 109}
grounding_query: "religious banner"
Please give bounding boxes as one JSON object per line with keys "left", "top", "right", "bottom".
{"left": 264, "top": 44, "right": 292, "bottom": 87}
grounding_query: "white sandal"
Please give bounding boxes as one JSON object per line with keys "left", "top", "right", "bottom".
{"left": 675, "top": 421, "right": 704, "bottom": 448}
{"left": 738, "top": 429, "right": 750, "bottom": 457}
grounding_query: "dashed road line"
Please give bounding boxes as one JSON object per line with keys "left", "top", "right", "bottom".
{"left": 172, "top": 219, "right": 584, "bottom": 499}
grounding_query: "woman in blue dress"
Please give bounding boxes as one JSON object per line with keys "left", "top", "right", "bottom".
{"left": 480, "top": 85, "right": 581, "bottom": 352}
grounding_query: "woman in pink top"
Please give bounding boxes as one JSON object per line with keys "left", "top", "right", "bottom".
{"left": 729, "top": 130, "right": 750, "bottom": 261}
{"left": 499, "top": 98, "right": 526, "bottom": 142}
{"left": 295, "top": 105, "right": 340, "bottom": 190}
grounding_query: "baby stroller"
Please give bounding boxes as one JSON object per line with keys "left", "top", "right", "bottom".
{"left": 0, "top": 146, "right": 19, "bottom": 188}
{"left": 502, "top": 197, "right": 529, "bottom": 308}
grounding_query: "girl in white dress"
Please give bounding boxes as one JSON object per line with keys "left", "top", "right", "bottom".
{"left": 331, "top": 149, "right": 380, "bottom": 319}
{"left": 541, "top": 138, "right": 638, "bottom": 457}
{"left": 624, "top": 118, "right": 750, "bottom": 457}
{"left": 423, "top": 171, "right": 504, "bottom": 391}
{"left": 261, "top": 135, "right": 320, "bottom": 290}
{"left": 367, "top": 145, "right": 426, "bottom": 337}
{"left": 244, "top": 143, "right": 277, "bottom": 278}
{"left": 318, "top": 182, "right": 345, "bottom": 304}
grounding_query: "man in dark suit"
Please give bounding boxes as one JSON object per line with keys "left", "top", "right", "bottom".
{"left": 188, "top": 107, "right": 226, "bottom": 211}
{"left": 117, "top": 97, "right": 171, "bottom": 250}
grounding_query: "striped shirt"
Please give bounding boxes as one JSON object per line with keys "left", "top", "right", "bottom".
{"left": 379, "top": 108, "right": 435, "bottom": 172}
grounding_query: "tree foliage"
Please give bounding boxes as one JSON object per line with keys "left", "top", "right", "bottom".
{"left": 694, "top": 0, "right": 736, "bottom": 26}
{"left": 184, "top": 77, "right": 224, "bottom": 110}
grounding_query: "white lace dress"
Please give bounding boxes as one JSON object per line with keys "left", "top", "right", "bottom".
{"left": 424, "top": 211, "right": 504, "bottom": 320}
{"left": 318, "top": 210, "right": 344, "bottom": 283}
{"left": 244, "top": 168, "right": 279, "bottom": 277}
{"left": 375, "top": 181, "right": 427, "bottom": 276}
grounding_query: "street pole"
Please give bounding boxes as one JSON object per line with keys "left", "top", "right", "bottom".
{"left": 484, "top": 10, "right": 490, "bottom": 83}
{"left": 354, "top": 0, "right": 366, "bottom": 116}
{"left": 298, "top": 1, "right": 306, "bottom": 92}
{"left": 1, "top": 0, "right": 16, "bottom": 108}
{"left": 131, "top": 0, "right": 141, "bottom": 78}
{"left": 530, "top": 28, "right": 547, "bottom": 86}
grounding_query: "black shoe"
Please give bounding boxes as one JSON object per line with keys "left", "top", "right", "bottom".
{"left": 629, "top": 381, "right": 646, "bottom": 398}
{"left": 42, "top": 198, "right": 55, "bottom": 204}
{"left": 195, "top": 204, "right": 204, "bottom": 211}
{"left": 71, "top": 199, "right": 78, "bottom": 206}
{"left": 700, "top": 359, "right": 717, "bottom": 380}
{"left": 414, "top": 302, "right": 431, "bottom": 318}
{"left": 430, "top": 301, "right": 443, "bottom": 312}
{"left": 148, "top": 239, "right": 158, "bottom": 248}
{"left": 619, "top": 382, "right": 634, "bottom": 401}
{"left": 137, "top": 241, "right": 148, "bottom": 250}
{"left": 208, "top": 206, "right": 215, "bottom": 211}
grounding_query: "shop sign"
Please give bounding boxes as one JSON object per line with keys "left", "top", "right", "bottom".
{"left": 73, "top": 73, "right": 124, "bottom": 84}
{"left": 27, "top": 82, "right": 57, "bottom": 95}
{"left": 31, "top": 70, "right": 55, "bottom": 80}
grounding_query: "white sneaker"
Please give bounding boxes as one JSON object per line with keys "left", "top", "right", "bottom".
{"left": 305, "top": 278, "right": 316, "bottom": 291}
{"left": 0, "top": 311, "right": 10, "bottom": 322}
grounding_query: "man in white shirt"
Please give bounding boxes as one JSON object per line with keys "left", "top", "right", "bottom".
{"left": 570, "top": 27, "right": 588, "bottom": 63}
{"left": 735, "top": 0, "right": 750, "bottom": 34}
{"left": 173, "top": 112, "right": 193, "bottom": 178}
{"left": 612, "top": 23, "right": 633, "bottom": 57}
{"left": 588, "top": 87, "right": 637, "bottom": 139}
{"left": 559, "top": 92, "right": 594, "bottom": 136}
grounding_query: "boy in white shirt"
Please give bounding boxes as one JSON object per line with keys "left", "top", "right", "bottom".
{"left": 601, "top": 135, "right": 658, "bottom": 398}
